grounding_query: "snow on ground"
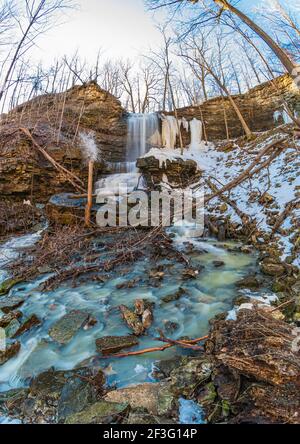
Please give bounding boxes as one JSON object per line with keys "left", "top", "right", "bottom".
{"left": 141, "top": 125, "right": 300, "bottom": 266}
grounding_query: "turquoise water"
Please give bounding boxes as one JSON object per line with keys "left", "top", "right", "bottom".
{"left": 0, "top": 232, "right": 256, "bottom": 392}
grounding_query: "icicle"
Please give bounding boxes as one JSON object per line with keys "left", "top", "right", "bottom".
{"left": 161, "top": 115, "right": 179, "bottom": 149}
{"left": 189, "top": 118, "right": 203, "bottom": 150}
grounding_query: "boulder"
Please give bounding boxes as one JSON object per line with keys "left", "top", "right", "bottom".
{"left": 46, "top": 193, "right": 100, "bottom": 225}
{"left": 137, "top": 155, "right": 201, "bottom": 190}
{"left": 236, "top": 275, "right": 261, "bottom": 289}
{"left": 260, "top": 258, "right": 286, "bottom": 277}
{"left": 104, "top": 383, "right": 176, "bottom": 417}
{"left": 169, "top": 358, "right": 213, "bottom": 397}
{"left": 0, "top": 296, "right": 25, "bottom": 313}
{"left": 64, "top": 400, "right": 129, "bottom": 424}
{"left": 95, "top": 335, "right": 139, "bottom": 356}
{"left": 0, "top": 341, "right": 21, "bottom": 365}
{"left": 29, "top": 369, "right": 68, "bottom": 400}
{"left": 161, "top": 287, "right": 186, "bottom": 304}
{"left": 57, "top": 373, "right": 97, "bottom": 423}
{"left": 49, "top": 310, "right": 90, "bottom": 344}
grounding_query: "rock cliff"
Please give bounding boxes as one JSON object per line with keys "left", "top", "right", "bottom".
{"left": 167, "top": 74, "right": 300, "bottom": 141}
{"left": 0, "top": 82, "right": 127, "bottom": 201}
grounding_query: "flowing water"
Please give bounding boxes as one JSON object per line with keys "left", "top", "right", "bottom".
{"left": 0, "top": 113, "right": 257, "bottom": 416}
{"left": 0, "top": 229, "right": 258, "bottom": 393}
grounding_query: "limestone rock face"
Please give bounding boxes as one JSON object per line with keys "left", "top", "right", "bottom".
{"left": 167, "top": 74, "right": 300, "bottom": 141}
{"left": 137, "top": 156, "right": 201, "bottom": 189}
{"left": 0, "top": 82, "right": 127, "bottom": 201}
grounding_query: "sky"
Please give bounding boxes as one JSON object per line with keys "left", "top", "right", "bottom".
{"left": 31, "top": 0, "right": 164, "bottom": 64}
{"left": 20, "top": 0, "right": 300, "bottom": 67}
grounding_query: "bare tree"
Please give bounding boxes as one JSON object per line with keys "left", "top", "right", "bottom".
{"left": 0, "top": 0, "right": 73, "bottom": 105}
{"left": 179, "top": 31, "right": 253, "bottom": 139}
{"left": 147, "top": 0, "right": 298, "bottom": 75}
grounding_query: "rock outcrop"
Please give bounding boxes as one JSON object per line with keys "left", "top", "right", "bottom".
{"left": 0, "top": 82, "right": 127, "bottom": 201}
{"left": 167, "top": 74, "right": 300, "bottom": 141}
{"left": 137, "top": 154, "right": 201, "bottom": 189}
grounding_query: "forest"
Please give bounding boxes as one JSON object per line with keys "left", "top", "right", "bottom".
{"left": 0, "top": 0, "right": 299, "bottom": 427}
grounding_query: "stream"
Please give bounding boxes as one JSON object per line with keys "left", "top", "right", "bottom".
{"left": 0, "top": 227, "right": 261, "bottom": 393}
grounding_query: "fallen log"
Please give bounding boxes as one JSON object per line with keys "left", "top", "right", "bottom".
{"left": 206, "top": 178, "right": 251, "bottom": 223}
{"left": 271, "top": 197, "right": 300, "bottom": 236}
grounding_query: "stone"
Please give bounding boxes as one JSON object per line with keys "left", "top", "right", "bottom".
{"left": 236, "top": 275, "right": 260, "bottom": 289}
{"left": 182, "top": 268, "right": 202, "bottom": 280}
{"left": 161, "top": 287, "right": 186, "bottom": 304}
{"left": 163, "top": 320, "right": 180, "bottom": 334}
{"left": 169, "top": 358, "right": 213, "bottom": 397}
{"left": 0, "top": 341, "right": 21, "bottom": 365}
{"left": 137, "top": 156, "right": 201, "bottom": 190}
{"left": 64, "top": 400, "right": 129, "bottom": 424}
{"left": 0, "top": 311, "right": 22, "bottom": 328}
{"left": 104, "top": 383, "right": 175, "bottom": 417}
{"left": 5, "top": 319, "right": 21, "bottom": 338}
{"left": 260, "top": 258, "right": 286, "bottom": 277}
{"left": 95, "top": 335, "right": 139, "bottom": 355}
{"left": 152, "top": 356, "right": 183, "bottom": 380}
{"left": 0, "top": 296, "right": 25, "bottom": 313}
{"left": 29, "top": 369, "right": 68, "bottom": 400}
{"left": 57, "top": 373, "right": 97, "bottom": 423}
{"left": 49, "top": 310, "right": 90, "bottom": 344}
{"left": 13, "top": 314, "right": 41, "bottom": 338}
{"left": 119, "top": 305, "right": 145, "bottom": 336}
{"left": 212, "top": 260, "right": 225, "bottom": 268}
{"left": 0, "top": 278, "right": 21, "bottom": 296}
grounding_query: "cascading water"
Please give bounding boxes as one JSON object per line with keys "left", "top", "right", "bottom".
{"left": 95, "top": 113, "right": 161, "bottom": 195}
{"left": 126, "top": 113, "right": 161, "bottom": 162}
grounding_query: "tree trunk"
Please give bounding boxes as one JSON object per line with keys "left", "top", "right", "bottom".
{"left": 215, "top": 0, "right": 297, "bottom": 74}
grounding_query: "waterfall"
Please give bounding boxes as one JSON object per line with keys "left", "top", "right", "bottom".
{"left": 95, "top": 113, "right": 160, "bottom": 194}
{"left": 126, "top": 113, "right": 161, "bottom": 163}
{"left": 108, "top": 113, "right": 161, "bottom": 174}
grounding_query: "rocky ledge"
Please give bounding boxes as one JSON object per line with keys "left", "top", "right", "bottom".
{"left": 0, "top": 82, "right": 127, "bottom": 202}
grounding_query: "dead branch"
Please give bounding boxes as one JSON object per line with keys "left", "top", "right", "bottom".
{"left": 271, "top": 197, "right": 300, "bottom": 236}
{"left": 98, "top": 335, "right": 209, "bottom": 359}
{"left": 205, "top": 137, "right": 287, "bottom": 204}
{"left": 206, "top": 178, "right": 251, "bottom": 222}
